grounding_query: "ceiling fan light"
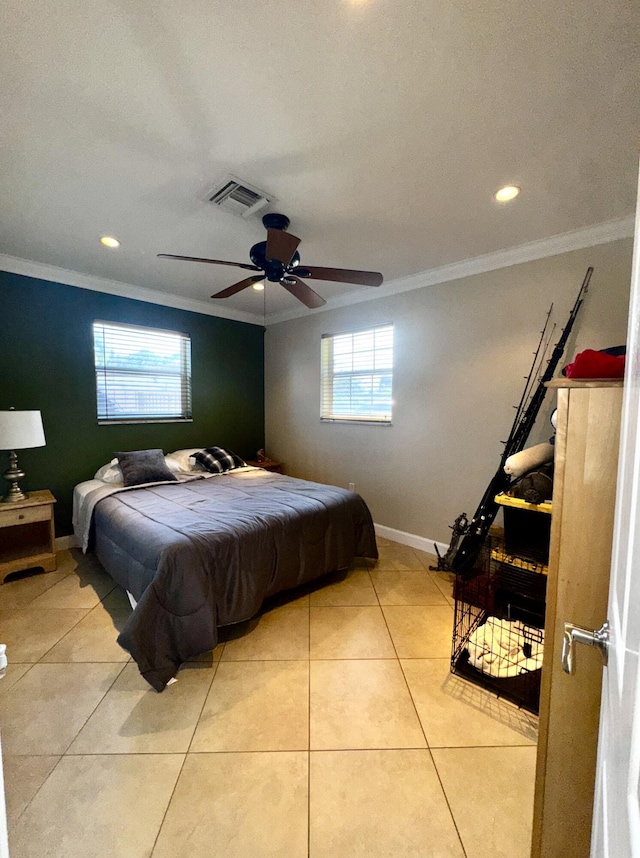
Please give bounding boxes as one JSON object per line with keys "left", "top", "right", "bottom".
{"left": 494, "top": 185, "right": 520, "bottom": 203}
{"left": 252, "top": 281, "right": 265, "bottom": 291}
{"left": 100, "top": 235, "right": 121, "bottom": 248}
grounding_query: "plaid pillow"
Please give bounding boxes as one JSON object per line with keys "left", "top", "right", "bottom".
{"left": 192, "top": 446, "right": 246, "bottom": 474}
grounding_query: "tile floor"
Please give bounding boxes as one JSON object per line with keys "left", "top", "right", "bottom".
{"left": 0, "top": 540, "right": 538, "bottom": 857}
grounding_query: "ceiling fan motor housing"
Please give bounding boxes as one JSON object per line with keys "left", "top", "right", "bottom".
{"left": 250, "top": 241, "right": 301, "bottom": 281}
{"left": 262, "top": 212, "right": 290, "bottom": 231}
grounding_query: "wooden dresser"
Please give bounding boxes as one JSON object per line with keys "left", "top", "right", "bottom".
{"left": 531, "top": 380, "right": 623, "bottom": 857}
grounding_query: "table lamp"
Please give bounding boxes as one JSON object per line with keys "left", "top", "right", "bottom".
{"left": 0, "top": 409, "right": 46, "bottom": 503}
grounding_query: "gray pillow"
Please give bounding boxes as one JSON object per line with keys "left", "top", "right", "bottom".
{"left": 115, "top": 449, "right": 178, "bottom": 487}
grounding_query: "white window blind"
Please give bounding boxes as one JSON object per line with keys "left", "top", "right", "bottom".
{"left": 93, "top": 321, "right": 192, "bottom": 424}
{"left": 321, "top": 324, "right": 393, "bottom": 423}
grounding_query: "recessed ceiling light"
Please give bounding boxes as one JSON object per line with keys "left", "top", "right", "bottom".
{"left": 252, "top": 281, "right": 265, "bottom": 291}
{"left": 100, "top": 235, "right": 121, "bottom": 248}
{"left": 494, "top": 185, "right": 520, "bottom": 203}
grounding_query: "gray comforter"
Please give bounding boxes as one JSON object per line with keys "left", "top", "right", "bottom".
{"left": 92, "top": 468, "right": 378, "bottom": 690}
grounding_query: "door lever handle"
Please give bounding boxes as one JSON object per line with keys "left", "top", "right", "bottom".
{"left": 561, "top": 621, "right": 609, "bottom": 675}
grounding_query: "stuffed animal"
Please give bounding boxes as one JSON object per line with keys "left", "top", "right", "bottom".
{"left": 504, "top": 442, "right": 554, "bottom": 479}
{"left": 503, "top": 407, "right": 557, "bottom": 503}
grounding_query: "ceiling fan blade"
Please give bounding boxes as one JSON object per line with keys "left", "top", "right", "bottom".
{"left": 211, "top": 276, "right": 264, "bottom": 299}
{"left": 280, "top": 276, "right": 326, "bottom": 309}
{"left": 293, "top": 265, "right": 383, "bottom": 287}
{"left": 266, "top": 229, "right": 301, "bottom": 266}
{"left": 158, "top": 253, "right": 261, "bottom": 272}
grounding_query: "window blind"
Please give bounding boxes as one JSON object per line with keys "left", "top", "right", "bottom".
{"left": 321, "top": 324, "right": 393, "bottom": 423}
{"left": 93, "top": 321, "right": 192, "bottom": 424}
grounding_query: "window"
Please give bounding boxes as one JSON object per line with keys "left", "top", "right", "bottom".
{"left": 321, "top": 324, "right": 393, "bottom": 423}
{"left": 93, "top": 321, "right": 192, "bottom": 424}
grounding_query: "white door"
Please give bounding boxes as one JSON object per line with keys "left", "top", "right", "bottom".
{"left": 0, "top": 732, "right": 9, "bottom": 858}
{"left": 591, "top": 165, "right": 640, "bottom": 857}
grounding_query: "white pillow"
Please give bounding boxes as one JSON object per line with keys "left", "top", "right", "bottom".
{"left": 163, "top": 456, "right": 184, "bottom": 474}
{"left": 166, "top": 448, "right": 207, "bottom": 472}
{"left": 94, "top": 459, "right": 123, "bottom": 483}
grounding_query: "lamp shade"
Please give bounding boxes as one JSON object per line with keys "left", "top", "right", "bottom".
{"left": 0, "top": 411, "right": 46, "bottom": 450}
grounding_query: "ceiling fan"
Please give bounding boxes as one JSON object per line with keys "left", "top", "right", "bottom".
{"left": 158, "top": 213, "right": 383, "bottom": 309}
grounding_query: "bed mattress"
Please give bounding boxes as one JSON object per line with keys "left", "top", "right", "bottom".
{"left": 82, "top": 468, "right": 377, "bottom": 690}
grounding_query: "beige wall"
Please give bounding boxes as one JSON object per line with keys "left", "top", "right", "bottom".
{"left": 265, "top": 239, "right": 633, "bottom": 544}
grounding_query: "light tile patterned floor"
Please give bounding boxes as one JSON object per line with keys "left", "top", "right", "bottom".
{"left": 0, "top": 542, "right": 538, "bottom": 857}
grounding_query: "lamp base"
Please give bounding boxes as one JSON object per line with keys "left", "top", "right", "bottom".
{"left": 2, "top": 450, "right": 28, "bottom": 503}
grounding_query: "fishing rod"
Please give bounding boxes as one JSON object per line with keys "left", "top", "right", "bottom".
{"left": 431, "top": 306, "right": 554, "bottom": 573}
{"left": 508, "top": 304, "right": 554, "bottom": 449}
{"left": 506, "top": 266, "right": 591, "bottom": 457}
{"left": 444, "top": 266, "right": 592, "bottom": 576}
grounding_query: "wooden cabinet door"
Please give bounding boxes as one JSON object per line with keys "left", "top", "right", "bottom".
{"left": 532, "top": 383, "right": 622, "bottom": 858}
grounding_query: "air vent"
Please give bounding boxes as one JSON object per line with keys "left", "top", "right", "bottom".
{"left": 206, "top": 175, "right": 273, "bottom": 218}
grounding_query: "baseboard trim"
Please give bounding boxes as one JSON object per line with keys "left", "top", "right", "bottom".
{"left": 55, "top": 534, "right": 79, "bottom": 550}
{"left": 374, "top": 523, "right": 448, "bottom": 559}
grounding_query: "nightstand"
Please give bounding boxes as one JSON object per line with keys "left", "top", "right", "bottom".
{"left": 246, "top": 459, "right": 283, "bottom": 474}
{"left": 0, "top": 489, "right": 57, "bottom": 582}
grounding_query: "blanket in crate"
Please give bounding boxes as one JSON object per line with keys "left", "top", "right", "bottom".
{"left": 467, "top": 616, "right": 544, "bottom": 678}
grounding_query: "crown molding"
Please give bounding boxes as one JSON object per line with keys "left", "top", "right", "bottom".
{"left": 1, "top": 213, "right": 634, "bottom": 329}
{"left": 0, "top": 253, "right": 265, "bottom": 326}
{"left": 266, "top": 214, "right": 636, "bottom": 325}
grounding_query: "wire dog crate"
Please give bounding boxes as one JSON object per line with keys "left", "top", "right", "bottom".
{"left": 451, "top": 535, "right": 547, "bottom": 714}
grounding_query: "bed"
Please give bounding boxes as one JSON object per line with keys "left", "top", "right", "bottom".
{"left": 73, "top": 462, "right": 377, "bottom": 691}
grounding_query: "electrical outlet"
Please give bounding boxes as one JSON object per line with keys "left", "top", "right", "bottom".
{"left": 348, "top": 482, "right": 355, "bottom": 492}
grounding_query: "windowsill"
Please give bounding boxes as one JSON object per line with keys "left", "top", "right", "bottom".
{"left": 320, "top": 418, "right": 392, "bottom": 426}
{"left": 97, "top": 418, "right": 193, "bottom": 426}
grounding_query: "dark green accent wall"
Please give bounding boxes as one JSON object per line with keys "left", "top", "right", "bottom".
{"left": 0, "top": 271, "right": 265, "bottom": 535}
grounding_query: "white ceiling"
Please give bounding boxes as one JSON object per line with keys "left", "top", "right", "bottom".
{"left": 1, "top": 0, "right": 639, "bottom": 322}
